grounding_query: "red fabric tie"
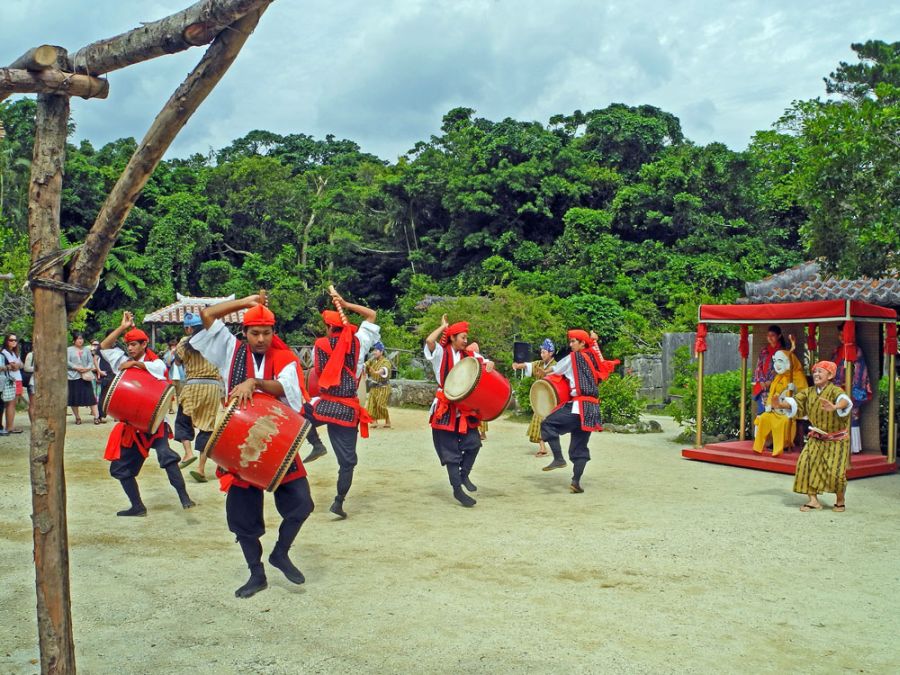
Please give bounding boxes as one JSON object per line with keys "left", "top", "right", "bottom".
{"left": 806, "top": 323, "right": 818, "bottom": 352}
{"left": 884, "top": 322, "right": 898, "bottom": 356}
{"left": 318, "top": 326, "right": 355, "bottom": 389}
{"left": 694, "top": 324, "right": 708, "bottom": 355}
{"left": 841, "top": 321, "right": 857, "bottom": 362}
{"left": 738, "top": 325, "right": 749, "bottom": 359}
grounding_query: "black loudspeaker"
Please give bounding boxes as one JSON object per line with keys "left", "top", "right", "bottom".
{"left": 513, "top": 341, "right": 531, "bottom": 363}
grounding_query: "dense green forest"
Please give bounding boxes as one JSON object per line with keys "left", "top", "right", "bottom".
{"left": 1, "top": 40, "right": 897, "bottom": 362}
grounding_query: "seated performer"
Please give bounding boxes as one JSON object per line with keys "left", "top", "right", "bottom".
{"left": 191, "top": 294, "right": 314, "bottom": 598}
{"left": 540, "top": 329, "right": 604, "bottom": 493}
{"left": 752, "top": 325, "right": 789, "bottom": 416}
{"left": 173, "top": 312, "right": 224, "bottom": 480}
{"left": 774, "top": 361, "right": 853, "bottom": 512}
{"left": 301, "top": 290, "right": 380, "bottom": 520}
{"left": 752, "top": 349, "right": 808, "bottom": 457}
{"left": 832, "top": 324, "right": 872, "bottom": 454}
{"left": 423, "top": 315, "right": 494, "bottom": 508}
{"left": 364, "top": 341, "right": 392, "bottom": 429}
{"left": 511, "top": 338, "right": 557, "bottom": 456}
{"left": 99, "top": 312, "right": 196, "bottom": 516}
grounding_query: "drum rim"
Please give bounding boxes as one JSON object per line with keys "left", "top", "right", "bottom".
{"left": 147, "top": 385, "right": 175, "bottom": 434}
{"left": 443, "top": 356, "right": 482, "bottom": 401}
{"left": 266, "top": 417, "right": 311, "bottom": 492}
{"left": 205, "top": 396, "right": 239, "bottom": 461}
{"left": 100, "top": 368, "right": 127, "bottom": 418}
{"left": 529, "top": 378, "right": 553, "bottom": 417}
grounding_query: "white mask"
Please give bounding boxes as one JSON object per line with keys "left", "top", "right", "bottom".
{"left": 772, "top": 351, "right": 791, "bottom": 375}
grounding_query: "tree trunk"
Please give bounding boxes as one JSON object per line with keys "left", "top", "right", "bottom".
{"left": 65, "top": 4, "right": 271, "bottom": 314}
{"left": 0, "top": 68, "right": 109, "bottom": 99}
{"left": 70, "top": 0, "right": 270, "bottom": 76}
{"left": 29, "top": 92, "right": 76, "bottom": 674}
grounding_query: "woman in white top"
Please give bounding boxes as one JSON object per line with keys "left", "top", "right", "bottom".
{"left": 1, "top": 334, "right": 25, "bottom": 434}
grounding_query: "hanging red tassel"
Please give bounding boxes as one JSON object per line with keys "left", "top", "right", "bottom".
{"left": 738, "top": 325, "right": 749, "bottom": 359}
{"left": 806, "top": 323, "right": 817, "bottom": 352}
{"left": 841, "top": 320, "right": 857, "bottom": 362}
{"left": 884, "top": 322, "right": 898, "bottom": 356}
{"left": 694, "top": 324, "right": 708, "bottom": 356}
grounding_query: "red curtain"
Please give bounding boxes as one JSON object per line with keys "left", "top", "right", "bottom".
{"left": 694, "top": 324, "right": 708, "bottom": 356}
{"left": 841, "top": 320, "right": 857, "bottom": 361}
{"left": 806, "top": 323, "right": 817, "bottom": 352}
{"left": 885, "top": 322, "right": 898, "bottom": 356}
{"left": 738, "top": 324, "right": 749, "bottom": 359}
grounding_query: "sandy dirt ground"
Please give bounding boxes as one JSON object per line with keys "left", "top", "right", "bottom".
{"left": 1, "top": 406, "right": 899, "bottom": 674}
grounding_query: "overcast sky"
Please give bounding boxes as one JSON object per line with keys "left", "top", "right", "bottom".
{"left": 2, "top": 1, "right": 897, "bottom": 161}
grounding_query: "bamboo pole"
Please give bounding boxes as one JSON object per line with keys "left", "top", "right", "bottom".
{"left": 28, "top": 90, "right": 76, "bottom": 674}
{"left": 888, "top": 353, "right": 896, "bottom": 465}
{"left": 695, "top": 351, "right": 705, "bottom": 448}
{"left": 739, "top": 356, "right": 748, "bottom": 441}
{"left": 0, "top": 68, "right": 109, "bottom": 99}
{"left": 65, "top": 4, "right": 271, "bottom": 314}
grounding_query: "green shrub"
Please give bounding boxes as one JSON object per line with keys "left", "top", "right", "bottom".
{"left": 599, "top": 373, "right": 644, "bottom": 424}
{"left": 397, "top": 365, "right": 426, "bottom": 381}
{"left": 513, "top": 375, "right": 536, "bottom": 415}
{"left": 879, "top": 375, "right": 900, "bottom": 449}
{"left": 668, "top": 369, "right": 752, "bottom": 439}
{"left": 670, "top": 345, "right": 694, "bottom": 390}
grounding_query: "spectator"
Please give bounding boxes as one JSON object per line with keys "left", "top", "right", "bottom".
{"left": 1, "top": 333, "right": 25, "bottom": 434}
{"left": 91, "top": 340, "right": 112, "bottom": 423}
{"left": 67, "top": 332, "right": 100, "bottom": 424}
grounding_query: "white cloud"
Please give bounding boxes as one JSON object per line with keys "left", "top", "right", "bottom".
{"left": 2, "top": 0, "right": 898, "bottom": 160}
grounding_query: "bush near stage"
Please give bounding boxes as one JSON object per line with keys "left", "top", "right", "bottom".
{"left": 879, "top": 375, "right": 900, "bottom": 450}
{"left": 668, "top": 370, "right": 752, "bottom": 439}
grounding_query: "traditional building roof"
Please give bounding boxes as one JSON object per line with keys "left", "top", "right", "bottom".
{"left": 743, "top": 262, "right": 900, "bottom": 307}
{"left": 142, "top": 293, "right": 244, "bottom": 325}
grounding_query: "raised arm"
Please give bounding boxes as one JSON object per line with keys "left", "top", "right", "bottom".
{"left": 425, "top": 314, "right": 450, "bottom": 352}
{"left": 200, "top": 294, "right": 263, "bottom": 329}
{"left": 329, "top": 289, "right": 376, "bottom": 323}
{"left": 100, "top": 311, "right": 134, "bottom": 350}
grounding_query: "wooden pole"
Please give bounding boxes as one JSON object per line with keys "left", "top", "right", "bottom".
{"left": 65, "top": 4, "right": 271, "bottom": 313}
{"left": 70, "top": 0, "right": 269, "bottom": 76}
{"left": 28, "top": 90, "right": 76, "bottom": 673}
{"left": 739, "top": 356, "right": 748, "bottom": 441}
{"left": 888, "top": 353, "right": 896, "bottom": 465}
{"left": 0, "top": 68, "right": 110, "bottom": 99}
{"left": 694, "top": 351, "right": 704, "bottom": 448}
{"left": 9, "top": 45, "right": 60, "bottom": 70}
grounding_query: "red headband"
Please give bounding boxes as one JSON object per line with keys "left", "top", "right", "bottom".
{"left": 567, "top": 329, "right": 591, "bottom": 346}
{"left": 446, "top": 322, "right": 468, "bottom": 338}
{"left": 124, "top": 328, "right": 149, "bottom": 343}
{"left": 322, "top": 310, "right": 344, "bottom": 328}
{"left": 243, "top": 305, "right": 276, "bottom": 326}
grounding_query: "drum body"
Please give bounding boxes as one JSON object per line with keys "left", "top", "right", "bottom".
{"left": 306, "top": 367, "right": 320, "bottom": 398}
{"left": 529, "top": 374, "right": 571, "bottom": 418}
{"left": 205, "top": 395, "right": 311, "bottom": 492}
{"left": 443, "top": 357, "right": 511, "bottom": 421}
{"left": 102, "top": 367, "right": 174, "bottom": 434}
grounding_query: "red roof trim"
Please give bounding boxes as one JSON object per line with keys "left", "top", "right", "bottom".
{"left": 699, "top": 300, "right": 896, "bottom": 324}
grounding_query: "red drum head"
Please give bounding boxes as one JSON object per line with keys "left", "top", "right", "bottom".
{"left": 102, "top": 367, "right": 174, "bottom": 434}
{"left": 529, "top": 375, "right": 570, "bottom": 417}
{"left": 206, "top": 395, "right": 311, "bottom": 492}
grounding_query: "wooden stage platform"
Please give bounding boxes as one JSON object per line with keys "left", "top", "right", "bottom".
{"left": 681, "top": 440, "right": 897, "bottom": 479}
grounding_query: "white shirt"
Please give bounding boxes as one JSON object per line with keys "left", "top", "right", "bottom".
{"left": 548, "top": 353, "right": 582, "bottom": 415}
{"left": 189, "top": 319, "right": 303, "bottom": 412}
{"left": 351, "top": 321, "right": 382, "bottom": 379}
{"left": 101, "top": 347, "right": 168, "bottom": 381}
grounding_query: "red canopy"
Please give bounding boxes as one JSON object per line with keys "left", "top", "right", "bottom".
{"left": 699, "top": 300, "right": 896, "bottom": 324}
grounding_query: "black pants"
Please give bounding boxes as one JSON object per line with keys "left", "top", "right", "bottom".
{"left": 109, "top": 434, "right": 180, "bottom": 480}
{"left": 432, "top": 418, "right": 482, "bottom": 487}
{"left": 172, "top": 405, "right": 195, "bottom": 443}
{"left": 225, "top": 477, "right": 315, "bottom": 539}
{"left": 541, "top": 403, "right": 592, "bottom": 463}
{"left": 305, "top": 403, "right": 359, "bottom": 500}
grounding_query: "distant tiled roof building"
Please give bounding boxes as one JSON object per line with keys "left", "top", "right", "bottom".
{"left": 743, "top": 262, "right": 900, "bottom": 307}
{"left": 142, "top": 293, "right": 245, "bottom": 325}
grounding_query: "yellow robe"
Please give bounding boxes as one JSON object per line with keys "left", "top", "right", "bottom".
{"left": 753, "top": 353, "right": 808, "bottom": 457}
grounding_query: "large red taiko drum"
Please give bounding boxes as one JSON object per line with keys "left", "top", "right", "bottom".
{"left": 102, "top": 367, "right": 174, "bottom": 434}
{"left": 205, "top": 394, "right": 311, "bottom": 491}
{"left": 443, "top": 357, "right": 511, "bottom": 422}
{"left": 306, "top": 367, "right": 320, "bottom": 398}
{"left": 529, "top": 374, "right": 571, "bottom": 418}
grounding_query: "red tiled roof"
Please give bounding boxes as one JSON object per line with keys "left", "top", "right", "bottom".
{"left": 142, "top": 295, "right": 245, "bottom": 325}
{"left": 743, "top": 262, "right": 900, "bottom": 306}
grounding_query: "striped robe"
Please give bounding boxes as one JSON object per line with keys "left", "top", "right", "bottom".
{"left": 791, "top": 383, "right": 853, "bottom": 496}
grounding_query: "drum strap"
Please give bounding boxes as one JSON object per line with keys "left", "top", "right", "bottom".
{"left": 104, "top": 422, "right": 168, "bottom": 461}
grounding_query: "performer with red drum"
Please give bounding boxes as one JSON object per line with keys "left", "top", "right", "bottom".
{"left": 540, "top": 329, "right": 605, "bottom": 493}
{"left": 99, "top": 312, "right": 196, "bottom": 517}
{"left": 424, "top": 314, "right": 495, "bottom": 508}
{"left": 191, "top": 294, "right": 314, "bottom": 599}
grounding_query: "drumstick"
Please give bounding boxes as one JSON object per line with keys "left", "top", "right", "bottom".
{"left": 327, "top": 284, "right": 349, "bottom": 325}
{"left": 258, "top": 288, "right": 268, "bottom": 307}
